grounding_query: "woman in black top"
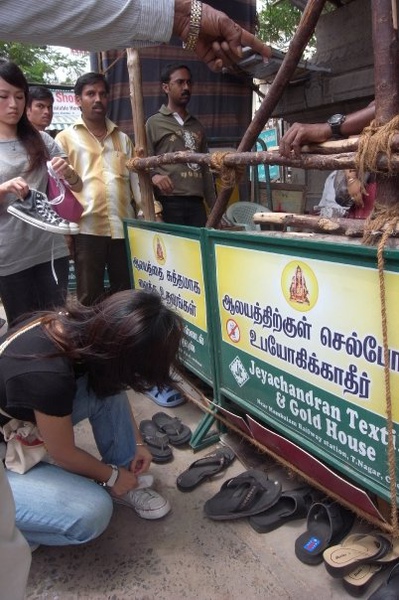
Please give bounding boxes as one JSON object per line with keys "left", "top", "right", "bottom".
{"left": 0, "top": 289, "right": 182, "bottom": 547}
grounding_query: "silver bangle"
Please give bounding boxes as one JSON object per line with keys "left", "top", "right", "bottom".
{"left": 183, "top": 0, "right": 202, "bottom": 52}
{"left": 104, "top": 464, "right": 119, "bottom": 488}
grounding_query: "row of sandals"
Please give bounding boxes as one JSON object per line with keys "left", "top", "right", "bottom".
{"left": 182, "top": 451, "right": 399, "bottom": 599}
{"left": 139, "top": 410, "right": 398, "bottom": 599}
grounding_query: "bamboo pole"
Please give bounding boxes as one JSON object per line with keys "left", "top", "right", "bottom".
{"left": 126, "top": 48, "right": 155, "bottom": 221}
{"left": 206, "top": 0, "right": 328, "bottom": 228}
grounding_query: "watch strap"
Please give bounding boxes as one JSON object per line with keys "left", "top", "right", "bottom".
{"left": 327, "top": 114, "right": 346, "bottom": 138}
{"left": 105, "top": 464, "right": 119, "bottom": 488}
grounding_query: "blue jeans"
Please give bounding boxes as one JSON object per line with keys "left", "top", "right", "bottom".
{"left": 6, "top": 375, "right": 137, "bottom": 546}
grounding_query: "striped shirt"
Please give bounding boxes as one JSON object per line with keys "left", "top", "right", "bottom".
{"left": 56, "top": 118, "right": 136, "bottom": 238}
{"left": 0, "top": 0, "right": 174, "bottom": 51}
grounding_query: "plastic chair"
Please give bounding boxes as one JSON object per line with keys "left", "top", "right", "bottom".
{"left": 225, "top": 201, "right": 270, "bottom": 231}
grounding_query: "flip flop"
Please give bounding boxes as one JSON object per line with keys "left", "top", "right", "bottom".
{"left": 323, "top": 533, "right": 392, "bottom": 578}
{"left": 248, "top": 486, "right": 316, "bottom": 534}
{"left": 343, "top": 537, "right": 399, "bottom": 596}
{"left": 343, "top": 563, "right": 386, "bottom": 597}
{"left": 176, "top": 447, "right": 236, "bottom": 492}
{"left": 152, "top": 412, "right": 192, "bottom": 446}
{"left": 368, "top": 562, "right": 399, "bottom": 600}
{"left": 139, "top": 420, "right": 173, "bottom": 463}
{"left": 295, "top": 501, "right": 355, "bottom": 565}
{"left": 203, "top": 469, "right": 282, "bottom": 521}
{"left": 146, "top": 385, "right": 186, "bottom": 407}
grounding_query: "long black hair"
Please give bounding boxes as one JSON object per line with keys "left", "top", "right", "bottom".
{"left": 0, "top": 59, "right": 49, "bottom": 172}
{"left": 41, "top": 289, "right": 183, "bottom": 397}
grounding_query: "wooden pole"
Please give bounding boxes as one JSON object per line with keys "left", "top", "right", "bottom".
{"left": 370, "top": 0, "right": 399, "bottom": 532}
{"left": 253, "top": 211, "right": 399, "bottom": 236}
{"left": 131, "top": 147, "right": 399, "bottom": 172}
{"left": 126, "top": 48, "right": 155, "bottom": 221}
{"left": 371, "top": 0, "right": 399, "bottom": 208}
{"left": 206, "top": 0, "right": 328, "bottom": 228}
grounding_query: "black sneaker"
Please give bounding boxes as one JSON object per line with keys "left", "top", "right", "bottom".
{"left": 7, "top": 189, "right": 79, "bottom": 235}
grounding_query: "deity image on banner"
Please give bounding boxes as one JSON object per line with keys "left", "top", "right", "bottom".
{"left": 289, "top": 265, "right": 310, "bottom": 305}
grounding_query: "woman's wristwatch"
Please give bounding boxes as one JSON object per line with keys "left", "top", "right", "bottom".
{"left": 104, "top": 464, "right": 119, "bottom": 487}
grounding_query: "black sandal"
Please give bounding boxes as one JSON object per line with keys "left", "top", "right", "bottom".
{"left": 139, "top": 420, "right": 173, "bottom": 463}
{"left": 152, "top": 412, "right": 192, "bottom": 446}
{"left": 204, "top": 470, "right": 282, "bottom": 521}
{"left": 177, "top": 447, "right": 235, "bottom": 492}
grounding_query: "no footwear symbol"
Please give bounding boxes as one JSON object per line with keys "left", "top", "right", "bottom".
{"left": 226, "top": 319, "right": 240, "bottom": 343}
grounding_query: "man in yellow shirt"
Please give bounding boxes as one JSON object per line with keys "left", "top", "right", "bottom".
{"left": 56, "top": 73, "right": 136, "bottom": 305}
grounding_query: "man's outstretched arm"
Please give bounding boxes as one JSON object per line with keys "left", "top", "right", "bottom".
{"left": 0, "top": 0, "right": 271, "bottom": 73}
{"left": 279, "top": 101, "right": 376, "bottom": 158}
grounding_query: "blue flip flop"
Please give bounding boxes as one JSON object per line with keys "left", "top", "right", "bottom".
{"left": 146, "top": 385, "right": 186, "bottom": 407}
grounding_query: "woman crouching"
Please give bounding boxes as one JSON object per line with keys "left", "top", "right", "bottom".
{"left": 0, "top": 289, "right": 183, "bottom": 547}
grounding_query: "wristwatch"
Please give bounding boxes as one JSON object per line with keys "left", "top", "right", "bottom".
{"left": 327, "top": 113, "right": 346, "bottom": 138}
{"left": 104, "top": 464, "right": 119, "bottom": 488}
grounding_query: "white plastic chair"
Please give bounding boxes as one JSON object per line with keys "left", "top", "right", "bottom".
{"left": 225, "top": 201, "right": 270, "bottom": 231}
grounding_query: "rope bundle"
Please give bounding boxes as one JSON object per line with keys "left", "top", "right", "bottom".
{"left": 209, "top": 151, "right": 245, "bottom": 189}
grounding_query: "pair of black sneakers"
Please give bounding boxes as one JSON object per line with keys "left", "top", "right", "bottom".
{"left": 7, "top": 189, "right": 79, "bottom": 235}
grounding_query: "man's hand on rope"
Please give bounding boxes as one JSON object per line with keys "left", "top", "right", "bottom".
{"left": 173, "top": 0, "right": 271, "bottom": 73}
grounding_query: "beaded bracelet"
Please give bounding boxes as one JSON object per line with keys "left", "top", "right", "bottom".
{"left": 136, "top": 442, "right": 147, "bottom": 446}
{"left": 183, "top": 0, "right": 202, "bottom": 52}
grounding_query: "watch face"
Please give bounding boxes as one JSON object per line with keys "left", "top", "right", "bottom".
{"left": 328, "top": 114, "right": 345, "bottom": 126}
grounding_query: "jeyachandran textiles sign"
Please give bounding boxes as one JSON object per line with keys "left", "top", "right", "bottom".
{"left": 212, "top": 239, "right": 399, "bottom": 501}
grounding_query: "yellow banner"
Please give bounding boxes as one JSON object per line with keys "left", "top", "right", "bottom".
{"left": 215, "top": 244, "right": 399, "bottom": 420}
{"left": 128, "top": 228, "right": 207, "bottom": 331}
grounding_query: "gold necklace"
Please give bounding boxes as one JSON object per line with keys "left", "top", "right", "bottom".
{"left": 90, "top": 128, "right": 107, "bottom": 140}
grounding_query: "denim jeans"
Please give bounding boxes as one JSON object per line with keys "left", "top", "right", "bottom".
{"left": 6, "top": 375, "right": 138, "bottom": 546}
{"left": 0, "top": 462, "right": 31, "bottom": 600}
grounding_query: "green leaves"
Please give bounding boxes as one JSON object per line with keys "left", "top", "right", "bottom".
{"left": 257, "top": 0, "right": 303, "bottom": 51}
{"left": 0, "top": 42, "right": 87, "bottom": 84}
{"left": 256, "top": 0, "right": 334, "bottom": 55}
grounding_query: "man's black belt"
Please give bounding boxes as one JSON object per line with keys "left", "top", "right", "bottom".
{"left": 159, "top": 195, "right": 203, "bottom": 202}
